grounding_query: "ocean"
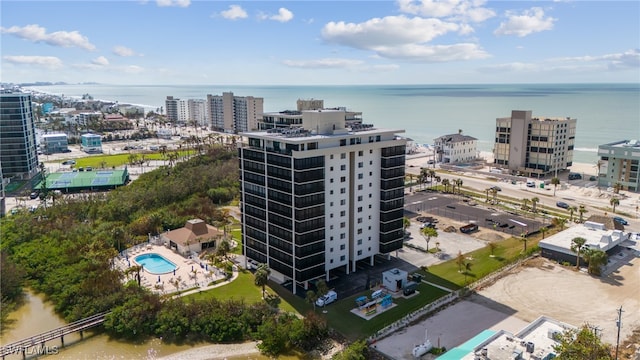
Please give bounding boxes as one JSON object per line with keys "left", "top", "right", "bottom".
{"left": 26, "top": 83, "right": 640, "bottom": 164}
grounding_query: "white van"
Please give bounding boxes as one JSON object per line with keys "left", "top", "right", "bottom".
{"left": 316, "top": 290, "right": 337, "bottom": 307}
{"left": 526, "top": 180, "right": 536, "bottom": 188}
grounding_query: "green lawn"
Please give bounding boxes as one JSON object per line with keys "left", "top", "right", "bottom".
{"left": 54, "top": 151, "right": 194, "bottom": 168}
{"left": 323, "top": 284, "right": 449, "bottom": 341}
{"left": 183, "top": 270, "right": 298, "bottom": 314}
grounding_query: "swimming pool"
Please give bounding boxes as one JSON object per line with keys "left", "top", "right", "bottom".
{"left": 134, "top": 253, "right": 178, "bottom": 274}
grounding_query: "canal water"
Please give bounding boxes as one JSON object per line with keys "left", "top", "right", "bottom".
{"left": 0, "top": 290, "right": 289, "bottom": 360}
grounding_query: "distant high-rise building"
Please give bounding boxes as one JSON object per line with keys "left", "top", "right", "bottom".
{"left": 493, "top": 110, "right": 577, "bottom": 178}
{"left": 0, "top": 92, "right": 40, "bottom": 181}
{"left": 165, "top": 96, "right": 179, "bottom": 123}
{"left": 206, "top": 92, "right": 263, "bottom": 133}
{"left": 239, "top": 109, "right": 406, "bottom": 293}
{"left": 597, "top": 140, "right": 640, "bottom": 192}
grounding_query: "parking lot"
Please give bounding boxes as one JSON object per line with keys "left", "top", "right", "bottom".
{"left": 405, "top": 191, "right": 545, "bottom": 237}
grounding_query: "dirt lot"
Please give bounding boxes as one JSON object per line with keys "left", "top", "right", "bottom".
{"left": 374, "top": 256, "right": 639, "bottom": 359}
{"left": 474, "top": 256, "right": 640, "bottom": 346}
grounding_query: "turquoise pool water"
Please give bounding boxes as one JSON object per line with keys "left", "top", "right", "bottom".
{"left": 436, "top": 329, "right": 497, "bottom": 359}
{"left": 134, "top": 253, "right": 177, "bottom": 274}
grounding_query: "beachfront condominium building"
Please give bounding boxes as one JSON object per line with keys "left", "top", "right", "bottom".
{"left": 0, "top": 92, "right": 40, "bottom": 181}
{"left": 41, "top": 133, "right": 69, "bottom": 154}
{"left": 493, "top": 110, "right": 577, "bottom": 178}
{"left": 597, "top": 140, "right": 640, "bottom": 192}
{"left": 239, "top": 109, "right": 406, "bottom": 293}
{"left": 433, "top": 132, "right": 478, "bottom": 164}
{"left": 165, "top": 96, "right": 179, "bottom": 123}
{"left": 260, "top": 100, "right": 363, "bottom": 131}
{"left": 206, "top": 92, "right": 263, "bottom": 134}
{"left": 81, "top": 133, "right": 103, "bottom": 153}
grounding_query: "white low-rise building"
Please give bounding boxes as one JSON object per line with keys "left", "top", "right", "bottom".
{"left": 539, "top": 220, "right": 628, "bottom": 265}
{"left": 434, "top": 132, "right": 478, "bottom": 164}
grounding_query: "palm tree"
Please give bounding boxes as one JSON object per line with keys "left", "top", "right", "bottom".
{"left": 488, "top": 242, "right": 498, "bottom": 257}
{"left": 420, "top": 167, "right": 429, "bottom": 190}
{"left": 584, "top": 249, "right": 607, "bottom": 276}
{"left": 595, "top": 159, "right": 604, "bottom": 178}
{"left": 441, "top": 178, "right": 450, "bottom": 193}
{"left": 578, "top": 205, "right": 587, "bottom": 223}
{"left": 521, "top": 198, "right": 530, "bottom": 211}
{"left": 435, "top": 241, "right": 440, "bottom": 251}
{"left": 456, "top": 251, "right": 465, "bottom": 272}
{"left": 421, "top": 226, "right": 438, "bottom": 252}
{"left": 551, "top": 177, "right": 560, "bottom": 196}
{"left": 540, "top": 226, "right": 548, "bottom": 239}
{"left": 306, "top": 290, "right": 318, "bottom": 311}
{"left": 484, "top": 188, "right": 491, "bottom": 202}
{"left": 403, "top": 217, "right": 411, "bottom": 232}
{"left": 520, "top": 233, "right": 528, "bottom": 253}
{"left": 254, "top": 263, "right": 270, "bottom": 298}
{"left": 490, "top": 188, "right": 498, "bottom": 203}
{"left": 463, "top": 261, "right": 473, "bottom": 284}
{"left": 570, "top": 237, "right": 587, "bottom": 269}
{"left": 613, "top": 182, "right": 622, "bottom": 194}
{"left": 429, "top": 170, "right": 436, "bottom": 185}
{"left": 455, "top": 178, "right": 463, "bottom": 195}
{"left": 531, "top": 197, "right": 540, "bottom": 213}
{"left": 316, "top": 279, "right": 329, "bottom": 298}
{"left": 610, "top": 197, "right": 620, "bottom": 213}
{"left": 552, "top": 217, "right": 567, "bottom": 231}
{"left": 568, "top": 206, "right": 577, "bottom": 222}
{"left": 408, "top": 174, "right": 414, "bottom": 192}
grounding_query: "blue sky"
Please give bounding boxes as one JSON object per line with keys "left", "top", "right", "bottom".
{"left": 1, "top": 0, "right": 639, "bottom": 85}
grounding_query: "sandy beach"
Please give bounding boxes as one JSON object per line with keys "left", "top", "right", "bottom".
{"left": 157, "top": 342, "right": 261, "bottom": 360}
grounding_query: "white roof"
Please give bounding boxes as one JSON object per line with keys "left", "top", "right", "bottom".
{"left": 539, "top": 222, "right": 628, "bottom": 256}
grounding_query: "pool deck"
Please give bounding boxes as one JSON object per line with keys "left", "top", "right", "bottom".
{"left": 114, "top": 244, "right": 235, "bottom": 295}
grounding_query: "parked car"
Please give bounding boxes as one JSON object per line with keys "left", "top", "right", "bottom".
{"left": 613, "top": 217, "right": 628, "bottom": 225}
{"left": 526, "top": 180, "right": 536, "bottom": 188}
{"left": 316, "top": 290, "right": 338, "bottom": 307}
{"left": 589, "top": 176, "right": 597, "bottom": 181}
{"left": 460, "top": 223, "right": 479, "bottom": 233}
{"left": 568, "top": 173, "right": 582, "bottom": 180}
{"left": 29, "top": 191, "right": 39, "bottom": 199}
{"left": 490, "top": 186, "right": 501, "bottom": 191}
{"left": 62, "top": 160, "right": 76, "bottom": 165}
{"left": 556, "top": 201, "right": 570, "bottom": 209}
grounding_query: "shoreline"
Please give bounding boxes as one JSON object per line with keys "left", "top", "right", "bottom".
{"left": 157, "top": 341, "right": 262, "bottom": 360}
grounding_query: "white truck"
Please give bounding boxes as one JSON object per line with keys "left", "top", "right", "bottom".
{"left": 315, "top": 290, "right": 337, "bottom": 307}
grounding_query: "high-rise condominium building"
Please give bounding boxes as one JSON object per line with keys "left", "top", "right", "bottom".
{"left": 597, "top": 140, "right": 640, "bottom": 192}
{"left": 239, "top": 109, "right": 406, "bottom": 293}
{"left": 206, "top": 92, "right": 263, "bottom": 133}
{"left": 493, "top": 110, "right": 577, "bottom": 178}
{"left": 0, "top": 92, "right": 40, "bottom": 181}
{"left": 165, "top": 96, "right": 179, "bottom": 123}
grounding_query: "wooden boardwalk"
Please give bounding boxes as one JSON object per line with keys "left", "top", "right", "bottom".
{"left": 1, "top": 311, "right": 109, "bottom": 359}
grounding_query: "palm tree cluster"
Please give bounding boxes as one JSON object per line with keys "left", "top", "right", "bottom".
{"left": 570, "top": 237, "right": 608, "bottom": 275}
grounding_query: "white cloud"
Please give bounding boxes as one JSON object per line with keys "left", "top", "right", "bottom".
{"left": 122, "top": 65, "right": 145, "bottom": 74}
{"left": 494, "top": 7, "right": 556, "bottom": 37}
{"left": 113, "top": 46, "right": 139, "bottom": 57}
{"left": 480, "top": 62, "right": 540, "bottom": 73}
{"left": 92, "top": 56, "right": 109, "bottom": 66}
{"left": 270, "top": 8, "right": 294, "bottom": 23}
{"left": 3, "top": 55, "right": 63, "bottom": 69}
{"left": 322, "top": 15, "right": 459, "bottom": 50}
{"left": 555, "top": 49, "right": 640, "bottom": 70}
{"left": 0, "top": 24, "right": 96, "bottom": 50}
{"left": 374, "top": 43, "right": 490, "bottom": 62}
{"left": 220, "top": 5, "right": 248, "bottom": 20}
{"left": 321, "top": 15, "right": 488, "bottom": 62}
{"left": 282, "top": 58, "right": 364, "bottom": 69}
{"left": 397, "top": 0, "right": 496, "bottom": 22}
{"left": 156, "top": 0, "right": 190, "bottom": 8}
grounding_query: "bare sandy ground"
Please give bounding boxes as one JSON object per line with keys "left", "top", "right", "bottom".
{"left": 157, "top": 341, "right": 261, "bottom": 360}
{"left": 474, "top": 257, "right": 640, "bottom": 346}
{"left": 374, "top": 256, "right": 639, "bottom": 360}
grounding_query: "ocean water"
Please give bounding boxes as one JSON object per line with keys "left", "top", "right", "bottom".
{"left": 27, "top": 83, "right": 640, "bottom": 164}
